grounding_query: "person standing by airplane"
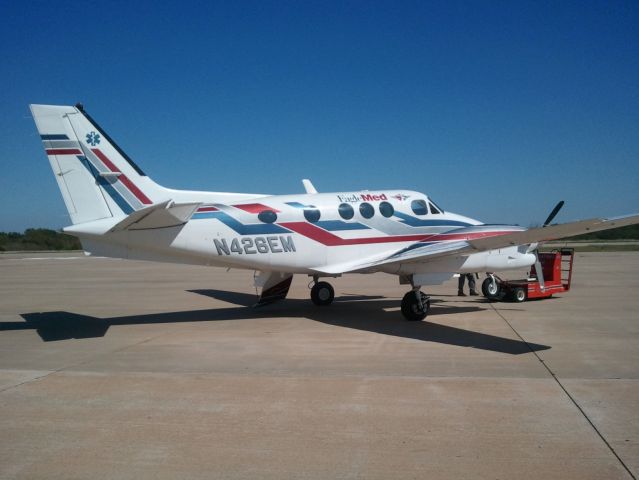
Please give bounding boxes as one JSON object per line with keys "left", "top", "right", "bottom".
{"left": 458, "top": 273, "right": 478, "bottom": 296}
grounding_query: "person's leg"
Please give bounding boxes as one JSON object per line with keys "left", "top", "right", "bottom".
{"left": 468, "top": 274, "right": 477, "bottom": 295}
{"left": 458, "top": 274, "right": 466, "bottom": 295}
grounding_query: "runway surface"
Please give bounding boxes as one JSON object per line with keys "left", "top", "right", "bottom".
{"left": 1, "top": 252, "right": 637, "bottom": 479}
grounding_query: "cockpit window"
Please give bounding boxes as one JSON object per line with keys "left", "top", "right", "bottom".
{"left": 410, "top": 199, "right": 428, "bottom": 216}
{"left": 428, "top": 200, "right": 443, "bottom": 214}
{"left": 338, "top": 203, "right": 354, "bottom": 220}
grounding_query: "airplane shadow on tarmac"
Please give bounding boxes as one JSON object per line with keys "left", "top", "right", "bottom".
{"left": 8, "top": 289, "right": 550, "bottom": 355}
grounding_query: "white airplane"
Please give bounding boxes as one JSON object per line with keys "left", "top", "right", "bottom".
{"left": 30, "top": 104, "right": 639, "bottom": 320}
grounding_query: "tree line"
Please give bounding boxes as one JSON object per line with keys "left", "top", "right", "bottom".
{"left": 1, "top": 224, "right": 638, "bottom": 252}
{"left": 0, "top": 229, "right": 82, "bottom": 251}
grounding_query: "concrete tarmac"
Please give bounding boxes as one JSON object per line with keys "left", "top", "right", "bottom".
{"left": 0, "top": 252, "right": 637, "bottom": 479}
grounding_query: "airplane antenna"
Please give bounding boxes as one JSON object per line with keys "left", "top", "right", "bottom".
{"left": 302, "top": 179, "right": 318, "bottom": 194}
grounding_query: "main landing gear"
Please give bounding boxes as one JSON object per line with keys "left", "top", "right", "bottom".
{"left": 308, "top": 275, "right": 430, "bottom": 321}
{"left": 310, "top": 278, "right": 335, "bottom": 306}
{"left": 401, "top": 288, "right": 430, "bottom": 321}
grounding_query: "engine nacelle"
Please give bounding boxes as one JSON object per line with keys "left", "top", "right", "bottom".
{"left": 463, "top": 247, "right": 536, "bottom": 271}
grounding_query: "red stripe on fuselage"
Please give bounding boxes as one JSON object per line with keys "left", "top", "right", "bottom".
{"left": 233, "top": 203, "right": 280, "bottom": 214}
{"left": 46, "top": 149, "right": 82, "bottom": 155}
{"left": 279, "top": 222, "right": 427, "bottom": 246}
{"left": 279, "top": 222, "right": 512, "bottom": 246}
{"left": 92, "top": 149, "right": 152, "bottom": 205}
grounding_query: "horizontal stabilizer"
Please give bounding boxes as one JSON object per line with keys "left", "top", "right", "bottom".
{"left": 110, "top": 200, "right": 201, "bottom": 231}
{"left": 64, "top": 200, "right": 201, "bottom": 236}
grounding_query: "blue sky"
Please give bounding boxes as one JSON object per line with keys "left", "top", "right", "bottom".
{"left": 1, "top": 0, "right": 637, "bottom": 231}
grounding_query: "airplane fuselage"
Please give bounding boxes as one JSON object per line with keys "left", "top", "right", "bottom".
{"left": 77, "top": 189, "right": 536, "bottom": 284}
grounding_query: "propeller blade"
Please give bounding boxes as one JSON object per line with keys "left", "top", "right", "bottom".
{"left": 543, "top": 200, "right": 565, "bottom": 227}
{"left": 533, "top": 250, "right": 545, "bottom": 291}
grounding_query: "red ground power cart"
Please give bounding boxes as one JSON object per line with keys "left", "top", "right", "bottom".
{"left": 481, "top": 248, "right": 575, "bottom": 302}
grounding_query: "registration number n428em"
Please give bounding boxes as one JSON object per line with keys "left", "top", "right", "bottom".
{"left": 214, "top": 236, "right": 296, "bottom": 255}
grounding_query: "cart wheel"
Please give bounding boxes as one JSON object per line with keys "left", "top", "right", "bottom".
{"left": 512, "top": 287, "right": 527, "bottom": 303}
{"left": 482, "top": 278, "right": 500, "bottom": 300}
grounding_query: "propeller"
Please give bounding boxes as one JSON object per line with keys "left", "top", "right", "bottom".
{"left": 534, "top": 201, "right": 565, "bottom": 290}
{"left": 543, "top": 200, "right": 564, "bottom": 227}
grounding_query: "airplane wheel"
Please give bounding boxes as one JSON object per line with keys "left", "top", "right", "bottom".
{"left": 401, "top": 291, "right": 430, "bottom": 321}
{"left": 482, "top": 277, "right": 500, "bottom": 300}
{"left": 512, "top": 287, "right": 527, "bottom": 303}
{"left": 311, "top": 281, "right": 334, "bottom": 306}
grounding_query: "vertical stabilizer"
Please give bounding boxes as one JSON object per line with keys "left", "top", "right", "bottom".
{"left": 30, "top": 104, "right": 167, "bottom": 224}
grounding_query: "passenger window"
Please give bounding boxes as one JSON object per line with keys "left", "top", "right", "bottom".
{"left": 304, "top": 208, "right": 321, "bottom": 223}
{"left": 258, "top": 210, "right": 277, "bottom": 223}
{"left": 411, "top": 199, "right": 428, "bottom": 216}
{"left": 338, "top": 203, "right": 354, "bottom": 220}
{"left": 359, "top": 202, "right": 374, "bottom": 219}
{"left": 379, "top": 201, "right": 394, "bottom": 218}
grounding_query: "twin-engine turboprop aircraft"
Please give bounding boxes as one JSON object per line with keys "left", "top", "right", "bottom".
{"left": 31, "top": 104, "right": 639, "bottom": 320}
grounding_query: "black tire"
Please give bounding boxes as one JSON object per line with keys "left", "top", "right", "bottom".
{"left": 482, "top": 277, "right": 500, "bottom": 300}
{"left": 311, "top": 281, "right": 334, "bottom": 306}
{"left": 512, "top": 287, "right": 527, "bottom": 303}
{"left": 401, "top": 291, "right": 430, "bottom": 321}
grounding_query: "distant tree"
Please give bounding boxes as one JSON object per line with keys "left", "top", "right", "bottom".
{"left": 0, "top": 229, "right": 82, "bottom": 251}
{"left": 567, "top": 224, "right": 639, "bottom": 240}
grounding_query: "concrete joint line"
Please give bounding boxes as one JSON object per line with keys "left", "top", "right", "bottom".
{"left": 490, "top": 303, "right": 636, "bottom": 480}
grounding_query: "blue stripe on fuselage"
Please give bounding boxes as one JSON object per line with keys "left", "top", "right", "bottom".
{"left": 285, "top": 202, "right": 308, "bottom": 209}
{"left": 393, "top": 211, "right": 471, "bottom": 227}
{"left": 315, "top": 220, "right": 370, "bottom": 231}
{"left": 389, "top": 241, "right": 437, "bottom": 257}
{"left": 191, "top": 210, "right": 289, "bottom": 234}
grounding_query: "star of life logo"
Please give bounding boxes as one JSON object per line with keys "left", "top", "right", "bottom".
{"left": 86, "top": 131, "right": 101, "bottom": 146}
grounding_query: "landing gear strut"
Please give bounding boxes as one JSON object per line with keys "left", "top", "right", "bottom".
{"left": 481, "top": 274, "right": 501, "bottom": 301}
{"left": 310, "top": 278, "right": 335, "bottom": 306}
{"left": 401, "top": 289, "right": 430, "bottom": 321}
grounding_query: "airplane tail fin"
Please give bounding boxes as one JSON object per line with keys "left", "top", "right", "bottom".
{"left": 30, "top": 104, "right": 167, "bottom": 225}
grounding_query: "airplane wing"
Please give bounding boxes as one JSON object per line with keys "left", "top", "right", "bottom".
{"left": 467, "top": 213, "right": 639, "bottom": 251}
{"left": 312, "top": 240, "right": 472, "bottom": 274}
{"left": 312, "top": 213, "right": 639, "bottom": 275}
